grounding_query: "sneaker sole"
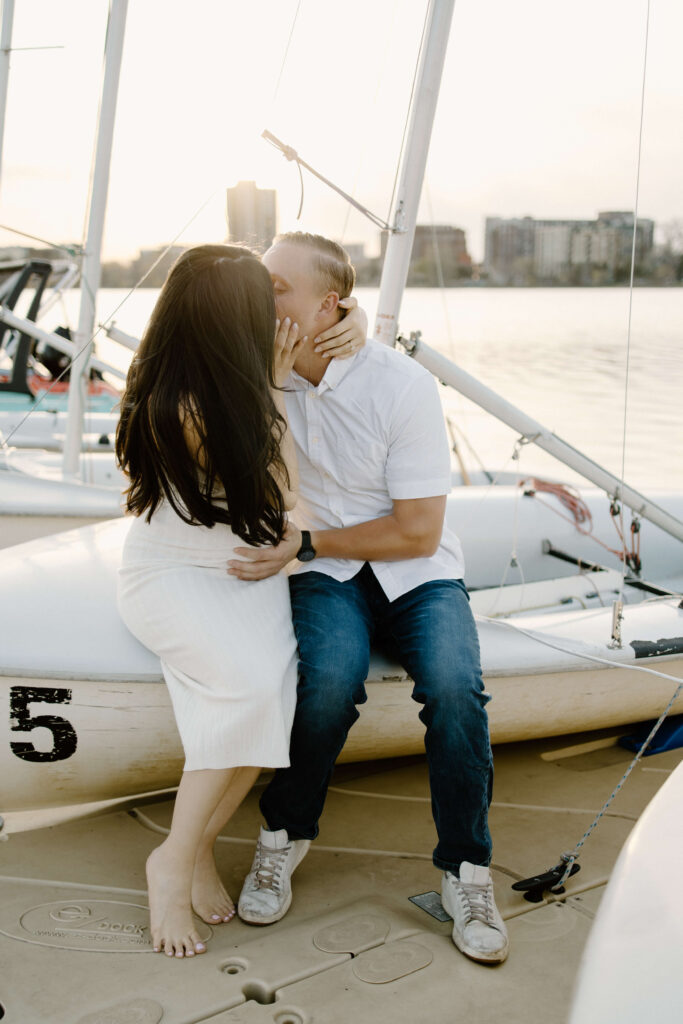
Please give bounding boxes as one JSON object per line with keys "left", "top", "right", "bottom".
{"left": 238, "top": 840, "right": 311, "bottom": 926}
{"left": 442, "top": 887, "right": 509, "bottom": 965}
{"left": 451, "top": 930, "right": 509, "bottom": 964}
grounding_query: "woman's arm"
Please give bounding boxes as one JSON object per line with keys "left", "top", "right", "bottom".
{"left": 271, "top": 317, "right": 305, "bottom": 511}
{"left": 270, "top": 385, "right": 298, "bottom": 511}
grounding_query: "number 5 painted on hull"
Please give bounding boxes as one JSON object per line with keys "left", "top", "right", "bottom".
{"left": 10, "top": 686, "right": 78, "bottom": 762}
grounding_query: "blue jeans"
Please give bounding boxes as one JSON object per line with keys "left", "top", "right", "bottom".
{"left": 260, "top": 562, "right": 493, "bottom": 872}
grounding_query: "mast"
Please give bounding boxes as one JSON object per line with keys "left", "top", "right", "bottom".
{"left": 367, "top": 0, "right": 683, "bottom": 547}
{"left": 62, "top": 0, "right": 128, "bottom": 478}
{"left": 373, "top": 0, "right": 455, "bottom": 345}
{"left": 0, "top": 0, "right": 15, "bottom": 193}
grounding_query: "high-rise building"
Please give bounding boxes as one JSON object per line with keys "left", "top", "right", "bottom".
{"left": 484, "top": 217, "right": 536, "bottom": 284}
{"left": 226, "top": 181, "right": 277, "bottom": 252}
{"left": 380, "top": 224, "right": 472, "bottom": 283}
{"left": 411, "top": 225, "right": 471, "bottom": 269}
{"left": 485, "top": 212, "right": 654, "bottom": 284}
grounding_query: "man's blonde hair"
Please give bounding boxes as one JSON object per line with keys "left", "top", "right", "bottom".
{"left": 274, "top": 232, "right": 355, "bottom": 298}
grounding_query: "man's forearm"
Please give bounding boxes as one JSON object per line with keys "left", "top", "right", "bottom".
{"left": 228, "top": 496, "right": 446, "bottom": 581}
{"left": 311, "top": 514, "right": 440, "bottom": 562}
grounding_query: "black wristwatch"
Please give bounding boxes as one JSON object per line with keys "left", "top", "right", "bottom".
{"left": 296, "top": 529, "right": 317, "bottom": 563}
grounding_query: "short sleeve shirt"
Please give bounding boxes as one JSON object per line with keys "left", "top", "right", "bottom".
{"left": 285, "top": 340, "right": 465, "bottom": 601}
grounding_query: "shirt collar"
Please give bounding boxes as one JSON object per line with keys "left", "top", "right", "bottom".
{"left": 291, "top": 350, "right": 360, "bottom": 394}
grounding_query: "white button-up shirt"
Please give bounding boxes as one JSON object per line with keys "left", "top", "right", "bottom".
{"left": 285, "top": 340, "right": 465, "bottom": 601}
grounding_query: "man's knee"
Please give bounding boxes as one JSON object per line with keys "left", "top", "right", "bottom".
{"left": 296, "top": 645, "right": 369, "bottom": 722}
{"left": 412, "top": 659, "right": 486, "bottom": 708}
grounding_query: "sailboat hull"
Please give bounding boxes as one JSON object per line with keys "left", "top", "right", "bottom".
{"left": 3, "top": 625, "right": 682, "bottom": 827}
{"left": 1, "top": 513, "right": 682, "bottom": 831}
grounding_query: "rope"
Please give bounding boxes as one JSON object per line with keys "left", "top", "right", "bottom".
{"left": 484, "top": 612, "right": 683, "bottom": 887}
{"left": 555, "top": 683, "right": 682, "bottom": 887}
{"left": 519, "top": 477, "right": 643, "bottom": 569}
{"left": 519, "top": 478, "right": 592, "bottom": 531}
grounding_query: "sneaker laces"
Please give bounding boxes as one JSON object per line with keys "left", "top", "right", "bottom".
{"left": 457, "top": 881, "right": 495, "bottom": 926}
{"left": 254, "top": 842, "right": 290, "bottom": 894}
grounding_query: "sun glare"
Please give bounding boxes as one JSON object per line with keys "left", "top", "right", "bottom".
{"left": 0, "top": 0, "right": 681, "bottom": 263}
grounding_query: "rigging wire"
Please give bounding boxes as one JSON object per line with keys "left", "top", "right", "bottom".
{"left": 386, "top": 2, "right": 431, "bottom": 227}
{"left": 79, "top": 0, "right": 111, "bottom": 263}
{"left": 3, "top": 45, "right": 64, "bottom": 52}
{"left": 0, "top": 224, "right": 82, "bottom": 256}
{"left": 617, "top": 0, "right": 651, "bottom": 596}
{"left": 271, "top": 0, "right": 302, "bottom": 107}
{"left": 339, "top": 5, "right": 399, "bottom": 244}
{"left": 1, "top": 186, "right": 223, "bottom": 450}
{"left": 446, "top": 415, "right": 494, "bottom": 483}
{"left": 487, "top": 441, "right": 527, "bottom": 615}
{"left": 425, "top": 179, "right": 455, "bottom": 350}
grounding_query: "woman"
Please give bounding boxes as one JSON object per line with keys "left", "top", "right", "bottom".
{"left": 116, "top": 244, "right": 365, "bottom": 959}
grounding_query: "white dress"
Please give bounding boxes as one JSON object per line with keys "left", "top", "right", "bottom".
{"left": 117, "top": 500, "right": 298, "bottom": 772}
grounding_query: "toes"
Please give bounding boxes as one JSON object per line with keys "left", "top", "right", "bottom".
{"left": 158, "top": 932, "right": 206, "bottom": 958}
{"left": 198, "top": 910, "right": 221, "bottom": 925}
{"left": 196, "top": 899, "right": 233, "bottom": 925}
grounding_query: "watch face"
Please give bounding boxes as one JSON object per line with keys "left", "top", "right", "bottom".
{"left": 297, "top": 547, "right": 316, "bottom": 562}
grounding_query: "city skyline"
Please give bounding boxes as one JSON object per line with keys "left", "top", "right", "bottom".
{"left": 0, "top": 1, "right": 681, "bottom": 265}
{"left": 10, "top": 198, "right": 678, "bottom": 290}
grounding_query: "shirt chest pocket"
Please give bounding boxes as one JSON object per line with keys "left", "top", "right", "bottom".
{"left": 331, "top": 436, "right": 388, "bottom": 491}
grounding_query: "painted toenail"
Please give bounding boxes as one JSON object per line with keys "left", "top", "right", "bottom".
{"left": 196, "top": 943, "right": 206, "bottom": 951}
{"left": 211, "top": 914, "right": 221, "bottom": 921}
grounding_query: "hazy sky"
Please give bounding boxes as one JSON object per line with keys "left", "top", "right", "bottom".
{"left": 0, "top": 0, "right": 680, "bottom": 263}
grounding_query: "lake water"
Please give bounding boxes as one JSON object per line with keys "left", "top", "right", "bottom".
{"left": 82, "top": 286, "right": 683, "bottom": 499}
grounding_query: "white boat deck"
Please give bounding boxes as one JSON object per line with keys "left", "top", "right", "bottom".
{"left": 1, "top": 727, "right": 681, "bottom": 1023}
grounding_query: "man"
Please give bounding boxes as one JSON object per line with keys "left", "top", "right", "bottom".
{"left": 229, "top": 232, "right": 508, "bottom": 964}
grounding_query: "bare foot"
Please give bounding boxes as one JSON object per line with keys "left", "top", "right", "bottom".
{"left": 192, "top": 849, "right": 235, "bottom": 924}
{"left": 146, "top": 843, "right": 207, "bottom": 958}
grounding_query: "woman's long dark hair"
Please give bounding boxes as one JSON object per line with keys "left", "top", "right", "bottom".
{"left": 115, "top": 244, "right": 288, "bottom": 546}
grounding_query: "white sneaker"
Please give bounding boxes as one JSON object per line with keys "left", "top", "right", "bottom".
{"left": 238, "top": 826, "right": 310, "bottom": 925}
{"left": 441, "top": 862, "right": 509, "bottom": 964}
